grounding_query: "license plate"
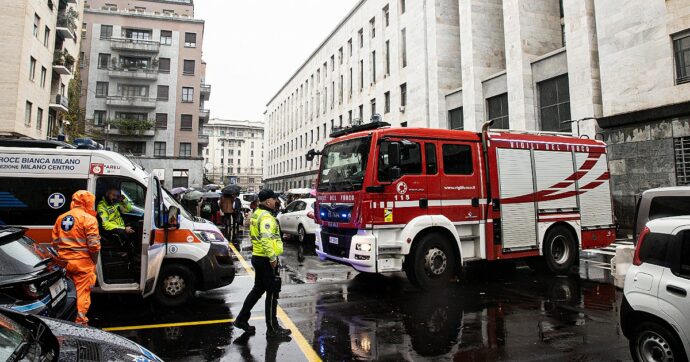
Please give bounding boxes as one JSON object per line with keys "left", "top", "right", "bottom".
{"left": 329, "top": 236, "right": 339, "bottom": 245}
{"left": 49, "top": 279, "right": 66, "bottom": 299}
{"left": 379, "top": 258, "right": 394, "bottom": 270}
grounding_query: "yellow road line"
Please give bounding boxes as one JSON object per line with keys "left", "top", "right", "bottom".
{"left": 102, "top": 316, "right": 264, "bottom": 332}
{"left": 228, "top": 243, "right": 322, "bottom": 362}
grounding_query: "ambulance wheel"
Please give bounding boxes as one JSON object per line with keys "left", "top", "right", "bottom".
{"left": 543, "top": 226, "right": 578, "bottom": 275}
{"left": 155, "top": 264, "right": 196, "bottom": 307}
{"left": 405, "top": 232, "right": 458, "bottom": 290}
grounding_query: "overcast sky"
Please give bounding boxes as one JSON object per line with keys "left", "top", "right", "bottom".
{"left": 194, "top": 1, "right": 360, "bottom": 123}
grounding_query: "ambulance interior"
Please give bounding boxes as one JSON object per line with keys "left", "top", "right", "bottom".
{"left": 95, "top": 177, "right": 145, "bottom": 284}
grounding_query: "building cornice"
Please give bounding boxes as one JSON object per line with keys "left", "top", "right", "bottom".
{"left": 265, "top": 0, "right": 366, "bottom": 107}
{"left": 84, "top": 8, "right": 204, "bottom": 24}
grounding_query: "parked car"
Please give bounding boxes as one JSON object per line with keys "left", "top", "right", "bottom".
{"left": 0, "top": 307, "right": 162, "bottom": 361}
{"left": 0, "top": 226, "right": 76, "bottom": 321}
{"left": 621, "top": 216, "right": 690, "bottom": 361}
{"left": 239, "top": 193, "right": 257, "bottom": 211}
{"left": 633, "top": 186, "right": 690, "bottom": 241}
{"left": 277, "top": 198, "right": 318, "bottom": 243}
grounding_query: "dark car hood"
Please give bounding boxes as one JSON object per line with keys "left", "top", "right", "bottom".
{"left": 40, "top": 317, "right": 162, "bottom": 361}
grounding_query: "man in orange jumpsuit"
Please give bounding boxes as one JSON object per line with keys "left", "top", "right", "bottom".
{"left": 52, "top": 190, "right": 101, "bottom": 325}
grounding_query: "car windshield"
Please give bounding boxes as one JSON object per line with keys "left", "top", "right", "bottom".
{"left": 0, "top": 313, "right": 30, "bottom": 360}
{"left": 318, "top": 137, "right": 371, "bottom": 192}
{"left": 162, "top": 189, "right": 193, "bottom": 221}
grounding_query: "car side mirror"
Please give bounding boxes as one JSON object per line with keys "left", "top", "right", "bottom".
{"left": 166, "top": 206, "right": 181, "bottom": 230}
{"left": 306, "top": 149, "right": 322, "bottom": 162}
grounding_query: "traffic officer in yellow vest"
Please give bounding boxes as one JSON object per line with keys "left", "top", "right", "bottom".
{"left": 97, "top": 187, "right": 135, "bottom": 243}
{"left": 234, "top": 189, "right": 292, "bottom": 338}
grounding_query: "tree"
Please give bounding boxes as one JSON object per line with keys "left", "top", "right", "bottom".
{"left": 63, "top": 61, "right": 86, "bottom": 141}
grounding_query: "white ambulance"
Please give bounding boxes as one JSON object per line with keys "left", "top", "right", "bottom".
{"left": 0, "top": 146, "right": 235, "bottom": 307}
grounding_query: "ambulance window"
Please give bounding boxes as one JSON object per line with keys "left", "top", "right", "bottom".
{"left": 425, "top": 143, "right": 437, "bottom": 175}
{"left": 442, "top": 144, "right": 473, "bottom": 175}
{"left": 0, "top": 177, "right": 87, "bottom": 226}
{"left": 120, "top": 181, "right": 145, "bottom": 210}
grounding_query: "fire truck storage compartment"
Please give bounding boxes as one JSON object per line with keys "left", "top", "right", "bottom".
{"left": 496, "top": 148, "right": 538, "bottom": 250}
{"left": 533, "top": 151, "right": 577, "bottom": 211}
{"left": 575, "top": 152, "right": 614, "bottom": 228}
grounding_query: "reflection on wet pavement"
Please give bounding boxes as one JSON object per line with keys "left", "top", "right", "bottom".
{"left": 88, "top": 230, "right": 630, "bottom": 361}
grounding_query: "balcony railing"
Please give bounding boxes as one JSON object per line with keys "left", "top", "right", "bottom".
{"left": 106, "top": 96, "right": 157, "bottom": 109}
{"left": 110, "top": 38, "right": 160, "bottom": 53}
{"left": 199, "top": 108, "right": 210, "bottom": 119}
{"left": 200, "top": 84, "right": 211, "bottom": 100}
{"left": 198, "top": 134, "right": 209, "bottom": 144}
{"left": 107, "top": 67, "right": 158, "bottom": 80}
{"left": 52, "top": 51, "right": 74, "bottom": 76}
{"left": 56, "top": 12, "right": 77, "bottom": 39}
{"left": 49, "top": 94, "right": 69, "bottom": 112}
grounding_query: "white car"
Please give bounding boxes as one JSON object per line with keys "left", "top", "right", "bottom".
{"left": 277, "top": 198, "right": 319, "bottom": 243}
{"left": 621, "top": 216, "right": 690, "bottom": 361}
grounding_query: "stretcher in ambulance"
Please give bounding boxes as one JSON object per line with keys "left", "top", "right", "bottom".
{"left": 0, "top": 147, "right": 235, "bottom": 307}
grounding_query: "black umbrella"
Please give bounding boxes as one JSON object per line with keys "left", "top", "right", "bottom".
{"left": 222, "top": 185, "right": 241, "bottom": 196}
{"left": 183, "top": 190, "right": 204, "bottom": 200}
{"left": 203, "top": 192, "right": 221, "bottom": 199}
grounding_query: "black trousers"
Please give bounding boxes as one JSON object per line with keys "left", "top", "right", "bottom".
{"left": 236, "top": 256, "right": 280, "bottom": 330}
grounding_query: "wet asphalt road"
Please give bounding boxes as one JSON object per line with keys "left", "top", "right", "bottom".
{"left": 88, "top": 230, "right": 632, "bottom": 361}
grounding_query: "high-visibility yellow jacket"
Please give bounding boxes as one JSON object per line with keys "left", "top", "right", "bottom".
{"left": 250, "top": 206, "right": 283, "bottom": 262}
{"left": 97, "top": 198, "right": 132, "bottom": 231}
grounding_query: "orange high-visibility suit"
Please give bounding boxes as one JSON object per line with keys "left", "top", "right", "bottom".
{"left": 52, "top": 190, "right": 101, "bottom": 325}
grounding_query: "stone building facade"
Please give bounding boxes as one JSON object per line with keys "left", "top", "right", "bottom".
{"left": 0, "top": 0, "right": 84, "bottom": 139}
{"left": 202, "top": 118, "right": 264, "bottom": 192}
{"left": 79, "top": 0, "right": 209, "bottom": 189}
{"left": 264, "top": 0, "right": 690, "bottom": 227}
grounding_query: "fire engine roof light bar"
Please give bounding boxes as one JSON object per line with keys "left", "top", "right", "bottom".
{"left": 330, "top": 113, "right": 390, "bottom": 138}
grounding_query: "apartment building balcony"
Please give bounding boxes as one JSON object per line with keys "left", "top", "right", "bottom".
{"left": 52, "top": 51, "right": 74, "bottom": 76}
{"left": 106, "top": 96, "right": 157, "bottom": 109}
{"left": 107, "top": 67, "right": 158, "bottom": 81}
{"left": 49, "top": 94, "right": 69, "bottom": 112}
{"left": 198, "top": 134, "right": 209, "bottom": 145}
{"left": 56, "top": 12, "right": 77, "bottom": 40}
{"left": 110, "top": 38, "right": 160, "bottom": 53}
{"left": 107, "top": 119, "right": 156, "bottom": 137}
{"left": 107, "top": 128, "right": 155, "bottom": 137}
{"left": 199, "top": 108, "right": 210, "bottom": 121}
{"left": 200, "top": 84, "right": 211, "bottom": 100}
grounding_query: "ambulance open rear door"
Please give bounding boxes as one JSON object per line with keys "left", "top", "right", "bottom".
{"left": 141, "top": 175, "right": 166, "bottom": 297}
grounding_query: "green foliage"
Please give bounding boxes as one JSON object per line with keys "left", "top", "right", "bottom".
{"left": 108, "top": 118, "right": 155, "bottom": 135}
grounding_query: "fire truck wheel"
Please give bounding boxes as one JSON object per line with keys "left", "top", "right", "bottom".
{"left": 154, "top": 264, "right": 196, "bottom": 307}
{"left": 543, "top": 226, "right": 578, "bottom": 274}
{"left": 405, "top": 232, "right": 458, "bottom": 290}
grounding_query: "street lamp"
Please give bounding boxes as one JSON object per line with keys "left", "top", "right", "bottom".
{"left": 562, "top": 117, "right": 597, "bottom": 137}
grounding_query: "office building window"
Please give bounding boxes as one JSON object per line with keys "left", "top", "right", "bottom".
{"left": 401, "top": 28, "right": 407, "bottom": 68}
{"left": 25, "top": 101, "right": 32, "bottom": 126}
{"left": 183, "top": 60, "right": 195, "bottom": 75}
{"left": 383, "top": 5, "right": 390, "bottom": 27}
{"left": 330, "top": 55, "right": 335, "bottom": 71}
{"left": 179, "top": 143, "right": 192, "bottom": 157}
{"left": 358, "top": 28, "right": 364, "bottom": 48}
{"left": 370, "top": 17, "right": 376, "bottom": 38}
{"left": 371, "top": 51, "right": 376, "bottom": 83}
{"left": 157, "top": 85, "right": 169, "bottom": 100}
{"left": 160, "top": 30, "right": 172, "bottom": 45}
{"left": 449, "top": 107, "right": 463, "bottom": 130}
{"left": 154, "top": 142, "right": 166, "bottom": 157}
{"left": 385, "top": 40, "right": 390, "bottom": 76}
{"left": 40, "top": 67, "right": 46, "bottom": 88}
{"left": 348, "top": 38, "right": 352, "bottom": 57}
{"left": 338, "top": 47, "right": 343, "bottom": 64}
{"left": 349, "top": 67, "right": 353, "bottom": 96}
{"left": 158, "top": 58, "right": 170, "bottom": 73}
{"left": 29, "top": 57, "right": 36, "bottom": 81}
{"left": 359, "top": 104, "right": 364, "bottom": 122}
{"left": 184, "top": 32, "right": 196, "bottom": 47}
{"left": 384, "top": 92, "right": 391, "bottom": 113}
{"left": 94, "top": 110, "right": 106, "bottom": 126}
{"left": 359, "top": 60, "right": 364, "bottom": 91}
{"left": 538, "top": 74, "right": 571, "bottom": 132}
{"left": 44, "top": 27, "right": 50, "bottom": 47}
{"left": 33, "top": 14, "right": 40, "bottom": 37}
{"left": 180, "top": 114, "right": 193, "bottom": 130}
{"left": 98, "top": 53, "right": 110, "bottom": 69}
{"left": 36, "top": 108, "right": 43, "bottom": 130}
{"left": 400, "top": 0, "right": 406, "bottom": 13}
{"left": 100, "top": 25, "right": 113, "bottom": 39}
{"left": 96, "top": 82, "right": 108, "bottom": 97}
{"left": 371, "top": 98, "right": 376, "bottom": 115}
{"left": 182, "top": 87, "right": 194, "bottom": 102}
{"left": 400, "top": 83, "right": 407, "bottom": 107}
{"left": 673, "top": 30, "right": 690, "bottom": 85}
{"left": 487, "top": 93, "right": 510, "bottom": 129}
{"left": 155, "top": 113, "right": 167, "bottom": 129}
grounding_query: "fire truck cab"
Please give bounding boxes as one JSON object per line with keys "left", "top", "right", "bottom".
{"left": 310, "top": 121, "right": 616, "bottom": 289}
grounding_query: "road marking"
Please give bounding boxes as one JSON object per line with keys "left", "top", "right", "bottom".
{"left": 102, "top": 316, "right": 264, "bottom": 332}
{"left": 228, "top": 243, "right": 322, "bottom": 362}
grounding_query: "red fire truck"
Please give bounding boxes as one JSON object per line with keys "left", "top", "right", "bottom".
{"left": 308, "top": 120, "right": 616, "bottom": 289}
